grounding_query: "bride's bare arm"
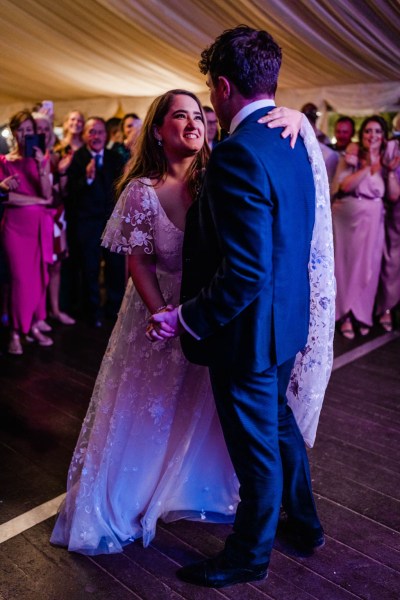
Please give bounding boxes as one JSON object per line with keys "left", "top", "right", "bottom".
{"left": 128, "top": 253, "right": 166, "bottom": 314}
{"left": 258, "top": 107, "right": 304, "bottom": 148}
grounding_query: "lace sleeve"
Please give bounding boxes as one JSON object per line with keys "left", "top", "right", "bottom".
{"left": 287, "top": 117, "right": 336, "bottom": 448}
{"left": 101, "top": 178, "right": 156, "bottom": 255}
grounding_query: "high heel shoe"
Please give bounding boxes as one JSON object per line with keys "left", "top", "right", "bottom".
{"left": 35, "top": 320, "right": 52, "bottom": 332}
{"left": 340, "top": 318, "right": 355, "bottom": 340}
{"left": 359, "top": 326, "right": 370, "bottom": 336}
{"left": 26, "top": 326, "right": 54, "bottom": 347}
{"left": 50, "top": 311, "right": 76, "bottom": 325}
{"left": 379, "top": 310, "right": 393, "bottom": 332}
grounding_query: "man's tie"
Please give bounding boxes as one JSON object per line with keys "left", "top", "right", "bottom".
{"left": 95, "top": 153, "right": 102, "bottom": 169}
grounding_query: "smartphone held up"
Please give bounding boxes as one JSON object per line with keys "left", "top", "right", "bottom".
{"left": 24, "top": 133, "right": 46, "bottom": 158}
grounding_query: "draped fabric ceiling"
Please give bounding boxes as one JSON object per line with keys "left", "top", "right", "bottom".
{"left": 0, "top": 0, "right": 399, "bottom": 125}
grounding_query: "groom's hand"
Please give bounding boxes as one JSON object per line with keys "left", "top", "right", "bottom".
{"left": 146, "top": 306, "right": 184, "bottom": 342}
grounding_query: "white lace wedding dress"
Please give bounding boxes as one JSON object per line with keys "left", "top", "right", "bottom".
{"left": 51, "top": 121, "right": 335, "bottom": 555}
{"left": 50, "top": 178, "right": 239, "bottom": 554}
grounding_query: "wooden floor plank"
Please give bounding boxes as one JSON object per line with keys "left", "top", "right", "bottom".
{"left": 315, "top": 497, "right": 400, "bottom": 570}
{"left": 312, "top": 465, "right": 400, "bottom": 531}
{"left": 309, "top": 438, "right": 400, "bottom": 501}
{"left": 1, "top": 324, "right": 400, "bottom": 598}
{"left": 0, "top": 444, "right": 65, "bottom": 524}
{"left": 316, "top": 411, "right": 400, "bottom": 462}
{"left": 0, "top": 520, "right": 138, "bottom": 600}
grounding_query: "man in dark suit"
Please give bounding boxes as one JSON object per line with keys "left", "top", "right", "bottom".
{"left": 66, "top": 117, "right": 125, "bottom": 325}
{"left": 151, "top": 26, "right": 324, "bottom": 588}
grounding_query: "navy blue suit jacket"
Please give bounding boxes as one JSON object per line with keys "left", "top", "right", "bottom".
{"left": 66, "top": 146, "right": 124, "bottom": 223}
{"left": 180, "top": 107, "right": 315, "bottom": 372}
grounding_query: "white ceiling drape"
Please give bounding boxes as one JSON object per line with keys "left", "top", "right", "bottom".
{"left": 0, "top": 0, "right": 399, "bottom": 124}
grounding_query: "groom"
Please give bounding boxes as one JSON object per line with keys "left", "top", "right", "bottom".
{"left": 151, "top": 25, "right": 324, "bottom": 588}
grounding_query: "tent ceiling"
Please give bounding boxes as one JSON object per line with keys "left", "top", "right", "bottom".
{"left": 0, "top": 0, "right": 399, "bottom": 121}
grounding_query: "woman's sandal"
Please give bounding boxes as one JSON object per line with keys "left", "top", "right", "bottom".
{"left": 379, "top": 310, "right": 393, "bottom": 332}
{"left": 359, "top": 326, "right": 370, "bottom": 336}
{"left": 51, "top": 311, "right": 76, "bottom": 325}
{"left": 8, "top": 334, "right": 23, "bottom": 355}
{"left": 340, "top": 318, "right": 355, "bottom": 340}
{"left": 26, "top": 326, "right": 54, "bottom": 347}
{"left": 36, "top": 319, "right": 52, "bottom": 332}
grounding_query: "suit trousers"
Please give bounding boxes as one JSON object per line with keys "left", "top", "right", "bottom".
{"left": 73, "top": 219, "right": 125, "bottom": 320}
{"left": 209, "top": 357, "right": 321, "bottom": 566}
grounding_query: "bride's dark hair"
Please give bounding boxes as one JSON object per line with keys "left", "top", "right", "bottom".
{"left": 116, "top": 90, "right": 210, "bottom": 200}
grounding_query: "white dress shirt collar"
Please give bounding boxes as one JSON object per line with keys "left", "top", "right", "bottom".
{"left": 230, "top": 99, "right": 276, "bottom": 134}
{"left": 90, "top": 149, "right": 104, "bottom": 159}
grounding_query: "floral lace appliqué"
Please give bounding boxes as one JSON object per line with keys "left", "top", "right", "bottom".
{"left": 287, "top": 118, "right": 336, "bottom": 448}
{"left": 101, "top": 179, "right": 156, "bottom": 255}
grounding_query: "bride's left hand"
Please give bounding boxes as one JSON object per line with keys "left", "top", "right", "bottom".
{"left": 258, "top": 107, "right": 303, "bottom": 149}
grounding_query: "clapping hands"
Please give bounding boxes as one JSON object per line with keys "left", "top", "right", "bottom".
{"left": 86, "top": 158, "right": 96, "bottom": 180}
{"left": 58, "top": 151, "right": 74, "bottom": 176}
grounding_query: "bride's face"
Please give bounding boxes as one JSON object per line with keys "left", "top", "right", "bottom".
{"left": 155, "top": 94, "right": 205, "bottom": 158}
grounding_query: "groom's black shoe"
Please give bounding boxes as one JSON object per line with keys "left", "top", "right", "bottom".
{"left": 176, "top": 553, "right": 268, "bottom": 588}
{"left": 277, "top": 517, "right": 325, "bottom": 556}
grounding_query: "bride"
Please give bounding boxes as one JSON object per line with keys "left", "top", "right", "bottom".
{"left": 51, "top": 90, "right": 334, "bottom": 555}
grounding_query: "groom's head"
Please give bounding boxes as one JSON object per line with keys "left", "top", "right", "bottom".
{"left": 199, "top": 25, "right": 282, "bottom": 130}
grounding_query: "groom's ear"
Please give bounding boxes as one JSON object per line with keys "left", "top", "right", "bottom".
{"left": 217, "top": 76, "right": 231, "bottom": 100}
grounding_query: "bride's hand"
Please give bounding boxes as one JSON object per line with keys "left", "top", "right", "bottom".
{"left": 146, "top": 305, "right": 176, "bottom": 342}
{"left": 258, "top": 107, "right": 303, "bottom": 149}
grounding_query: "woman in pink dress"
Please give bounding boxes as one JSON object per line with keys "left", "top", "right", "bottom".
{"left": 0, "top": 110, "right": 53, "bottom": 354}
{"left": 332, "top": 115, "right": 389, "bottom": 339}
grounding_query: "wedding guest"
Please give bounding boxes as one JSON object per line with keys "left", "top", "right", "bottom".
{"left": 332, "top": 115, "right": 389, "bottom": 338}
{"left": 33, "top": 112, "right": 76, "bottom": 327}
{"left": 106, "top": 117, "right": 123, "bottom": 150}
{"left": 331, "top": 116, "right": 355, "bottom": 154}
{"left": 0, "top": 110, "right": 53, "bottom": 354}
{"left": 301, "top": 103, "right": 331, "bottom": 145}
{"left": 55, "top": 110, "right": 85, "bottom": 318}
{"left": 56, "top": 110, "right": 85, "bottom": 161}
{"left": 65, "top": 117, "right": 125, "bottom": 326}
{"left": 303, "top": 104, "right": 338, "bottom": 184}
{"left": 203, "top": 105, "right": 219, "bottom": 149}
{"left": 114, "top": 113, "right": 143, "bottom": 164}
{"left": 376, "top": 125, "right": 400, "bottom": 331}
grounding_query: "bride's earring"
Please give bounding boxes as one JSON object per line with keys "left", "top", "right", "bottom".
{"left": 153, "top": 127, "right": 163, "bottom": 147}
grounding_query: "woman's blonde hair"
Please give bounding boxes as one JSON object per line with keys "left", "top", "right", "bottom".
{"left": 116, "top": 90, "right": 210, "bottom": 200}
{"left": 62, "top": 110, "right": 85, "bottom": 138}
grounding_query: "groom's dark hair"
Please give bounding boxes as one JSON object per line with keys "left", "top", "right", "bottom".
{"left": 199, "top": 25, "right": 282, "bottom": 98}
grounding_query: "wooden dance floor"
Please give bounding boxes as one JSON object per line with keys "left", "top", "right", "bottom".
{"left": 0, "top": 320, "right": 399, "bottom": 599}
